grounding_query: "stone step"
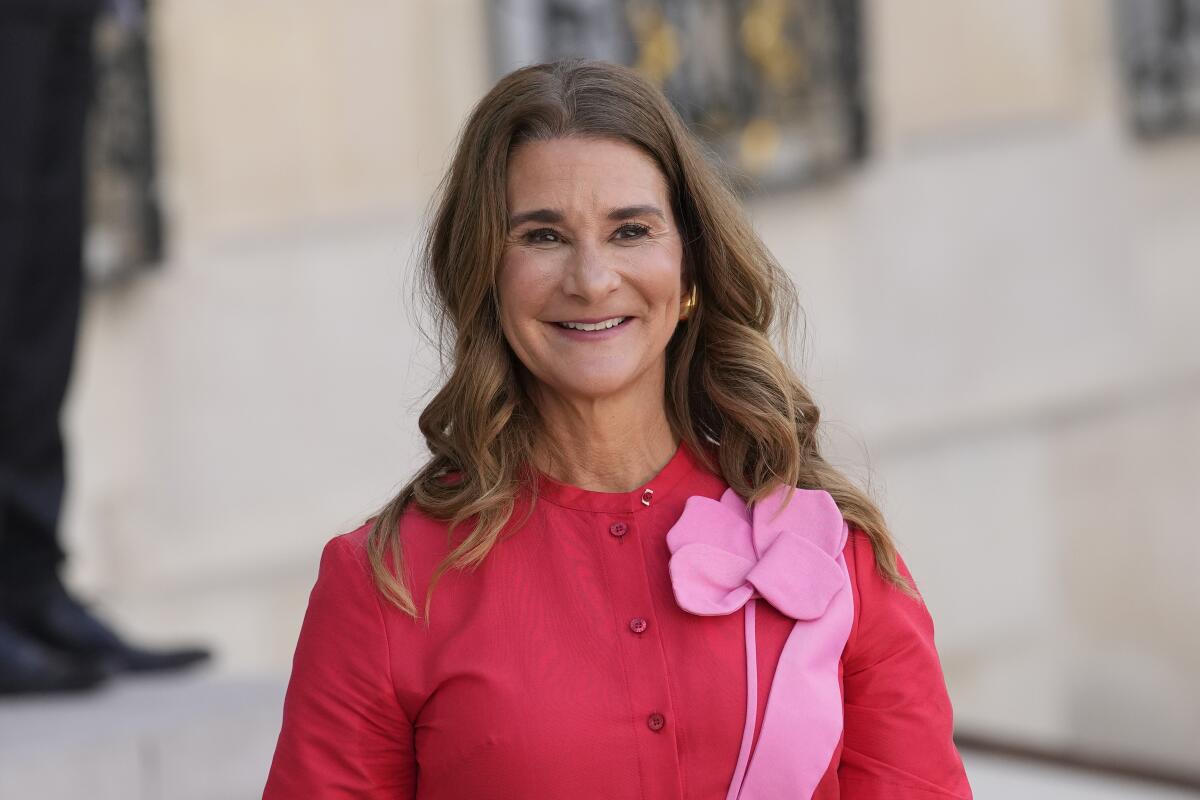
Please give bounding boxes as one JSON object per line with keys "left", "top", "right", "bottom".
{"left": 2, "top": 672, "right": 1194, "bottom": 799}
{"left": 962, "top": 751, "right": 1200, "bottom": 800}
{"left": 0, "top": 671, "right": 284, "bottom": 800}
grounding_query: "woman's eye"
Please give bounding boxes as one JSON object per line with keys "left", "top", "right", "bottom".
{"left": 615, "top": 223, "right": 650, "bottom": 240}
{"left": 523, "top": 228, "right": 561, "bottom": 244}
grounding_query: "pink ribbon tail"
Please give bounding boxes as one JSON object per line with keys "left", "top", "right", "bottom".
{"left": 725, "top": 599, "right": 757, "bottom": 800}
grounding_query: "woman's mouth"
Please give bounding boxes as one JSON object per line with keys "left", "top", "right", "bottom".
{"left": 549, "top": 316, "right": 634, "bottom": 339}
{"left": 554, "top": 316, "right": 628, "bottom": 331}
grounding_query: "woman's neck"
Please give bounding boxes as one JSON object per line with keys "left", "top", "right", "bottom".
{"left": 530, "top": 389, "right": 678, "bottom": 493}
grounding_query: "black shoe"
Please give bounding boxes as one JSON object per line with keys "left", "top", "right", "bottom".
{"left": 0, "top": 619, "right": 107, "bottom": 696}
{"left": 8, "top": 579, "right": 212, "bottom": 676}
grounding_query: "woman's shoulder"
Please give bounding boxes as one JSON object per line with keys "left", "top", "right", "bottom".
{"left": 315, "top": 503, "right": 463, "bottom": 601}
{"left": 332, "top": 502, "right": 455, "bottom": 552}
{"left": 841, "top": 525, "right": 936, "bottom": 670}
{"left": 843, "top": 525, "right": 921, "bottom": 598}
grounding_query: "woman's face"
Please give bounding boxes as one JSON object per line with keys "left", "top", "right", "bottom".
{"left": 498, "top": 136, "right": 686, "bottom": 407}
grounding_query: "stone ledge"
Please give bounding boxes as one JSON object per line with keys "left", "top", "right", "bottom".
{"left": 0, "top": 672, "right": 285, "bottom": 800}
{"left": 2, "top": 672, "right": 1191, "bottom": 800}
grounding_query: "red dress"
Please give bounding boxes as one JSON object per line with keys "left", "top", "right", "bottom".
{"left": 264, "top": 443, "right": 973, "bottom": 799}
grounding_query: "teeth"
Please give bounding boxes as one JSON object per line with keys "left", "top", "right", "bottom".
{"left": 557, "top": 316, "right": 626, "bottom": 331}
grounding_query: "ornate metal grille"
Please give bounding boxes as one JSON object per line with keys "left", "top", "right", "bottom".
{"left": 1115, "top": 0, "right": 1200, "bottom": 137}
{"left": 490, "top": 0, "right": 866, "bottom": 189}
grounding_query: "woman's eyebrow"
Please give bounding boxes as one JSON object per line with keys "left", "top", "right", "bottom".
{"left": 507, "top": 205, "right": 666, "bottom": 230}
{"left": 508, "top": 208, "right": 563, "bottom": 229}
{"left": 608, "top": 204, "right": 666, "bottom": 222}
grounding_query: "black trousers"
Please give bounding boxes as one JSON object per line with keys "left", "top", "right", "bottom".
{"left": 0, "top": 3, "right": 99, "bottom": 594}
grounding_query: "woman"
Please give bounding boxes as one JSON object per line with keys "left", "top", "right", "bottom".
{"left": 265, "top": 60, "right": 973, "bottom": 799}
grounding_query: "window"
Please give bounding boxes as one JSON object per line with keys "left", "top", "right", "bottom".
{"left": 490, "top": 0, "right": 867, "bottom": 189}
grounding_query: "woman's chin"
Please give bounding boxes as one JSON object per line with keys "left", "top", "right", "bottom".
{"left": 544, "top": 372, "right": 648, "bottom": 403}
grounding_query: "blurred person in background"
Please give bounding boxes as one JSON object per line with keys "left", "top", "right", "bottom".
{"left": 265, "top": 61, "right": 972, "bottom": 799}
{"left": 0, "top": 0, "right": 208, "bottom": 695}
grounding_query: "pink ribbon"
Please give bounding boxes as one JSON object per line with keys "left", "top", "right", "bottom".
{"left": 666, "top": 485, "right": 853, "bottom": 799}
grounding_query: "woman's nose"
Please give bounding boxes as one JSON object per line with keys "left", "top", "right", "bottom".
{"left": 563, "top": 242, "right": 620, "bottom": 302}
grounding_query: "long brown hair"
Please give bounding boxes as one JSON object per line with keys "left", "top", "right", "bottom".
{"left": 368, "top": 59, "right": 911, "bottom": 621}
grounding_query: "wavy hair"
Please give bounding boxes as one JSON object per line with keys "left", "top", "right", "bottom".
{"left": 368, "top": 59, "right": 911, "bottom": 621}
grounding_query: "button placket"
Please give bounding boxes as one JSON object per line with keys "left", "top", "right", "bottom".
{"left": 596, "top": 508, "right": 682, "bottom": 794}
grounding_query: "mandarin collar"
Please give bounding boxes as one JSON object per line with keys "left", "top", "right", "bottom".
{"left": 530, "top": 440, "right": 707, "bottom": 514}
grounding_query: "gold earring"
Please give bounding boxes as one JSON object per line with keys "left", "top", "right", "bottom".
{"left": 679, "top": 285, "right": 698, "bottom": 320}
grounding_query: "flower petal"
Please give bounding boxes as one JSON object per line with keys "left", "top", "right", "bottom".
{"left": 668, "top": 543, "right": 756, "bottom": 616}
{"left": 746, "top": 532, "right": 848, "bottom": 620}
{"left": 751, "top": 485, "right": 847, "bottom": 559}
{"left": 666, "top": 494, "right": 755, "bottom": 561}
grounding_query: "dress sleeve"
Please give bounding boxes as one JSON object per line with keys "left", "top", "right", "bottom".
{"left": 264, "top": 534, "right": 417, "bottom": 799}
{"left": 838, "top": 531, "right": 973, "bottom": 799}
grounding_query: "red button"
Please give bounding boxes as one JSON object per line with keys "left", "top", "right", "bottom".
{"left": 609, "top": 522, "right": 628, "bottom": 537}
{"left": 647, "top": 712, "right": 665, "bottom": 731}
{"left": 629, "top": 617, "right": 648, "bottom": 634}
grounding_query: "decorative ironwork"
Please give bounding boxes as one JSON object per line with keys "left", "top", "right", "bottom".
{"left": 490, "top": 0, "right": 866, "bottom": 189}
{"left": 1115, "top": 0, "right": 1200, "bottom": 138}
{"left": 86, "top": 0, "right": 163, "bottom": 283}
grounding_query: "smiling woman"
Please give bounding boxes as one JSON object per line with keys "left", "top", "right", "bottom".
{"left": 264, "top": 60, "right": 973, "bottom": 800}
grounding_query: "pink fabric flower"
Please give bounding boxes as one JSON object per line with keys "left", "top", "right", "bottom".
{"left": 667, "top": 485, "right": 854, "bottom": 800}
